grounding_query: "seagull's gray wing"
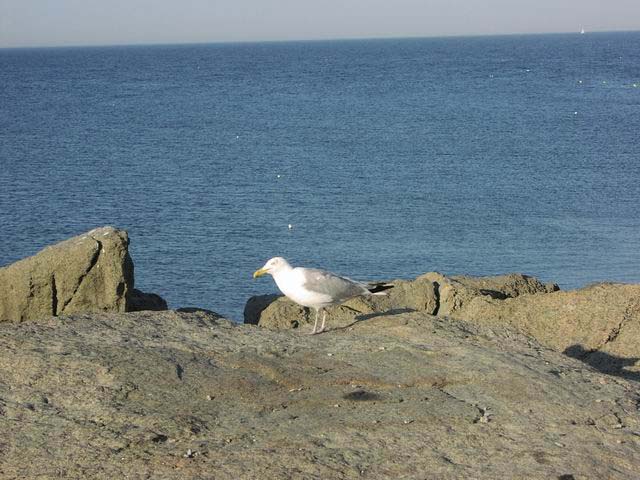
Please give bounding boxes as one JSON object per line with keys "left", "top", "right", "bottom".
{"left": 299, "top": 268, "right": 369, "bottom": 304}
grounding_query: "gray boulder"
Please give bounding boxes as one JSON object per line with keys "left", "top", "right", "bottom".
{"left": 0, "top": 226, "right": 166, "bottom": 322}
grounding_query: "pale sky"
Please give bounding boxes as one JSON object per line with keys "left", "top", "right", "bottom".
{"left": 1, "top": 0, "right": 639, "bottom": 48}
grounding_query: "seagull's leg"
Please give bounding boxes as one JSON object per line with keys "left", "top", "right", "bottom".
{"left": 310, "top": 308, "right": 319, "bottom": 335}
{"left": 318, "top": 309, "right": 327, "bottom": 333}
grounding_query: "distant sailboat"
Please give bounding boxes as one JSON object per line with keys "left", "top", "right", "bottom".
{"left": 580, "top": 26, "right": 585, "bottom": 34}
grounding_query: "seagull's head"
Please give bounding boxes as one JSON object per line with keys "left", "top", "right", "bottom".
{"left": 253, "top": 256, "right": 290, "bottom": 279}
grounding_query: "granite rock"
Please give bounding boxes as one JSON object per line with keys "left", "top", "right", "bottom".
{"left": 245, "top": 271, "right": 640, "bottom": 378}
{"left": 245, "top": 272, "right": 552, "bottom": 329}
{"left": 0, "top": 227, "right": 166, "bottom": 322}
{"left": 422, "top": 271, "right": 559, "bottom": 316}
{"left": 0, "top": 310, "right": 638, "bottom": 479}
{"left": 244, "top": 275, "right": 439, "bottom": 329}
{"left": 453, "top": 282, "right": 640, "bottom": 377}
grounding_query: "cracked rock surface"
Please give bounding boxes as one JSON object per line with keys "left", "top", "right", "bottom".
{"left": 1, "top": 310, "right": 639, "bottom": 479}
{"left": 0, "top": 227, "right": 166, "bottom": 322}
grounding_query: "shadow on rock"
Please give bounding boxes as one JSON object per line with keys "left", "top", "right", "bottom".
{"left": 331, "top": 308, "right": 416, "bottom": 332}
{"left": 563, "top": 344, "right": 640, "bottom": 382}
{"left": 356, "top": 308, "right": 415, "bottom": 322}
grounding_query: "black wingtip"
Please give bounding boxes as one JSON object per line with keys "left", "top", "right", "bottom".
{"left": 367, "top": 283, "right": 394, "bottom": 294}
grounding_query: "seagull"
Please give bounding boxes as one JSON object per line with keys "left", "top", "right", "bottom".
{"left": 253, "top": 257, "right": 393, "bottom": 334}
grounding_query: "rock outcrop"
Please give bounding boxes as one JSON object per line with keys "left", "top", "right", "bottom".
{"left": 245, "top": 272, "right": 640, "bottom": 377}
{"left": 0, "top": 310, "right": 638, "bottom": 478}
{"left": 244, "top": 272, "right": 554, "bottom": 328}
{"left": 452, "top": 282, "right": 640, "bottom": 376}
{"left": 0, "top": 227, "right": 166, "bottom": 322}
{"left": 244, "top": 275, "right": 439, "bottom": 330}
{"left": 423, "top": 271, "right": 559, "bottom": 316}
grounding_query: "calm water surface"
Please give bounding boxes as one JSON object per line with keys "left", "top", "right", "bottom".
{"left": 1, "top": 32, "right": 639, "bottom": 320}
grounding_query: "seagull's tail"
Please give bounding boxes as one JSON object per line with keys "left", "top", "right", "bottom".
{"left": 366, "top": 283, "right": 394, "bottom": 295}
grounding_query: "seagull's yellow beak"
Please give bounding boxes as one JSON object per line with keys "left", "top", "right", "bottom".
{"left": 253, "top": 267, "right": 268, "bottom": 279}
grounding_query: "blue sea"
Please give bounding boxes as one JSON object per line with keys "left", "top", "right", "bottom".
{"left": 1, "top": 32, "right": 639, "bottom": 320}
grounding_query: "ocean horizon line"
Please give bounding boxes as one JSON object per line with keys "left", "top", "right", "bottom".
{"left": 2, "top": 28, "right": 638, "bottom": 51}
